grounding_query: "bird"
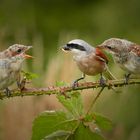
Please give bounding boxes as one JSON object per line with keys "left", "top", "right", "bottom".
{"left": 62, "top": 39, "right": 116, "bottom": 87}
{"left": 0, "top": 44, "right": 32, "bottom": 59}
{"left": 0, "top": 47, "right": 33, "bottom": 96}
{"left": 98, "top": 38, "right": 140, "bottom": 82}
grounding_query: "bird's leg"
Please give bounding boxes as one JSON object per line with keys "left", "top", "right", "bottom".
{"left": 124, "top": 73, "right": 131, "bottom": 84}
{"left": 17, "top": 72, "right": 27, "bottom": 90}
{"left": 5, "top": 88, "right": 11, "bottom": 97}
{"left": 17, "top": 78, "right": 26, "bottom": 97}
{"left": 16, "top": 73, "right": 21, "bottom": 89}
{"left": 19, "top": 77, "right": 26, "bottom": 90}
{"left": 17, "top": 81, "right": 21, "bottom": 89}
{"left": 16, "top": 74, "right": 26, "bottom": 97}
{"left": 99, "top": 73, "right": 106, "bottom": 86}
{"left": 72, "top": 73, "right": 85, "bottom": 88}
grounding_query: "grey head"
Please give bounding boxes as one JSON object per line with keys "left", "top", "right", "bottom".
{"left": 62, "top": 39, "right": 94, "bottom": 55}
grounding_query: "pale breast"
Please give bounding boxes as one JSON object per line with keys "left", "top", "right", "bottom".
{"left": 124, "top": 54, "right": 140, "bottom": 74}
{"left": 0, "top": 71, "right": 20, "bottom": 90}
{"left": 76, "top": 54, "right": 106, "bottom": 75}
{"left": 0, "top": 67, "right": 20, "bottom": 90}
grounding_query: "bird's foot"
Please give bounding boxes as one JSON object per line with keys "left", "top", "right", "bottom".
{"left": 72, "top": 74, "right": 85, "bottom": 89}
{"left": 124, "top": 73, "right": 131, "bottom": 84}
{"left": 99, "top": 76, "right": 106, "bottom": 86}
{"left": 5, "top": 88, "right": 11, "bottom": 97}
{"left": 72, "top": 80, "right": 79, "bottom": 89}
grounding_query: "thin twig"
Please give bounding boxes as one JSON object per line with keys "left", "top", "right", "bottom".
{"left": 86, "top": 86, "right": 105, "bottom": 114}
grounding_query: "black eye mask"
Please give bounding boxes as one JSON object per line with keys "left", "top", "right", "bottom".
{"left": 67, "top": 43, "right": 86, "bottom": 51}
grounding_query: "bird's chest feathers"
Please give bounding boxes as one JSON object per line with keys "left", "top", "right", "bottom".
{"left": 10, "top": 62, "right": 22, "bottom": 72}
{"left": 0, "top": 63, "right": 21, "bottom": 89}
{"left": 73, "top": 51, "right": 87, "bottom": 61}
{"left": 73, "top": 53, "right": 105, "bottom": 75}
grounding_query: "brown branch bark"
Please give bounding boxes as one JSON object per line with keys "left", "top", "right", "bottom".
{"left": 0, "top": 79, "right": 140, "bottom": 100}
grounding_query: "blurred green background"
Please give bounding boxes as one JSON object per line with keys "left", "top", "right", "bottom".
{"left": 0, "top": 0, "right": 140, "bottom": 140}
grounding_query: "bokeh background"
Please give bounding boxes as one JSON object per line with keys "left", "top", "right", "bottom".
{"left": 0, "top": 0, "right": 140, "bottom": 140}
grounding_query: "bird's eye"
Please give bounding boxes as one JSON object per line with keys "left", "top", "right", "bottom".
{"left": 106, "top": 46, "right": 112, "bottom": 49}
{"left": 17, "top": 49, "right": 22, "bottom": 53}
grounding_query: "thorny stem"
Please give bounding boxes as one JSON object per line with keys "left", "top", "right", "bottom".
{"left": 0, "top": 79, "right": 140, "bottom": 100}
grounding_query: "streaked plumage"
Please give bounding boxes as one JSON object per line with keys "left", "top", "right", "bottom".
{"left": 0, "top": 45, "right": 32, "bottom": 95}
{"left": 99, "top": 38, "right": 140, "bottom": 74}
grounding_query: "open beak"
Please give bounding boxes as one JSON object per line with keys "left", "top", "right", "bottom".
{"left": 27, "top": 46, "right": 32, "bottom": 50}
{"left": 24, "top": 54, "right": 34, "bottom": 59}
{"left": 24, "top": 46, "right": 33, "bottom": 58}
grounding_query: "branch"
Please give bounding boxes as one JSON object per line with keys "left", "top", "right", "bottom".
{"left": 0, "top": 79, "right": 140, "bottom": 100}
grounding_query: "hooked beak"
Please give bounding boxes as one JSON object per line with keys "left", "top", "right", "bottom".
{"left": 61, "top": 45, "right": 71, "bottom": 52}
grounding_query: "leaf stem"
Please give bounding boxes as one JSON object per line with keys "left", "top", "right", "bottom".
{"left": 86, "top": 86, "right": 105, "bottom": 114}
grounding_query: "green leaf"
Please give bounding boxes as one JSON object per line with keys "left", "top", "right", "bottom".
{"left": 32, "top": 111, "right": 78, "bottom": 140}
{"left": 55, "top": 81, "right": 68, "bottom": 87}
{"left": 84, "top": 114, "right": 94, "bottom": 122}
{"left": 68, "top": 123, "right": 105, "bottom": 140}
{"left": 92, "top": 113, "right": 112, "bottom": 131}
{"left": 44, "top": 130, "right": 72, "bottom": 140}
{"left": 21, "top": 70, "right": 38, "bottom": 80}
{"left": 57, "top": 92, "right": 83, "bottom": 117}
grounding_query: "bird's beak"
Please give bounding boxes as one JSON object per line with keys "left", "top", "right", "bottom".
{"left": 24, "top": 46, "right": 33, "bottom": 58}
{"left": 61, "top": 45, "right": 70, "bottom": 52}
{"left": 23, "top": 46, "right": 32, "bottom": 52}
{"left": 27, "top": 46, "right": 32, "bottom": 49}
{"left": 97, "top": 44, "right": 106, "bottom": 49}
{"left": 24, "top": 53, "right": 34, "bottom": 59}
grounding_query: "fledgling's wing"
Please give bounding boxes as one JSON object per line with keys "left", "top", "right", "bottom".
{"left": 129, "top": 44, "right": 140, "bottom": 57}
{"left": 0, "top": 52, "right": 6, "bottom": 59}
{"left": 0, "top": 59, "right": 12, "bottom": 82}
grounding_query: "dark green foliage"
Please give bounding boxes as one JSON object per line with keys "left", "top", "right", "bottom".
{"left": 32, "top": 92, "right": 112, "bottom": 140}
{"left": 32, "top": 111, "right": 78, "bottom": 140}
{"left": 57, "top": 92, "right": 84, "bottom": 117}
{"left": 68, "top": 123, "right": 105, "bottom": 140}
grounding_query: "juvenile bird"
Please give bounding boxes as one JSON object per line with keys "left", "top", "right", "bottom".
{"left": 0, "top": 44, "right": 32, "bottom": 59}
{"left": 98, "top": 38, "right": 140, "bottom": 82}
{"left": 62, "top": 39, "right": 116, "bottom": 87}
{"left": 0, "top": 46, "right": 32, "bottom": 96}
